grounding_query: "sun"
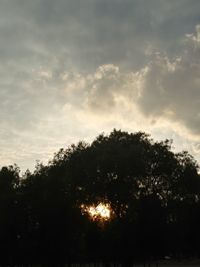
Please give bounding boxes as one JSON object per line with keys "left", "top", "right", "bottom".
{"left": 82, "top": 202, "right": 112, "bottom": 221}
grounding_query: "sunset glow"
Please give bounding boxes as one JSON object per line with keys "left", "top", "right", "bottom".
{"left": 84, "top": 203, "right": 111, "bottom": 221}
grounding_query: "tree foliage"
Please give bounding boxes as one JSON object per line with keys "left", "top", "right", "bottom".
{"left": 0, "top": 130, "right": 199, "bottom": 265}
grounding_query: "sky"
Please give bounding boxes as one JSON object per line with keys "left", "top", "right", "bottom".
{"left": 0, "top": 0, "right": 200, "bottom": 171}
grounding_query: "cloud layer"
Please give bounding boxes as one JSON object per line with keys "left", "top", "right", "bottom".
{"left": 0, "top": 0, "right": 200, "bottom": 170}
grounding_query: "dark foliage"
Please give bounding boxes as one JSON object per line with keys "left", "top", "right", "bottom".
{"left": 0, "top": 130, "right": 199, "bottom": 265}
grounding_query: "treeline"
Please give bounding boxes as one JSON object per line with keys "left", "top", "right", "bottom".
{"left": 0, "top": 130, "right": 200, "bottom": 266}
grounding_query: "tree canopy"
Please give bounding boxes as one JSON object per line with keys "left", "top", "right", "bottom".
{"left": 0, "top": 129, "right": 200, "bottom": 266}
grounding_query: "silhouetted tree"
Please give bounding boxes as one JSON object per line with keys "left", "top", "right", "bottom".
{"left": 0, "top": 129, "right": 199, "bottom": 265}
{"left": 0, "top": 165, "right": 20, "bottom": 265}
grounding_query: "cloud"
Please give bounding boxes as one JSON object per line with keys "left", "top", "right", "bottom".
{"left": 58, "top": 25, "right": 200, "bottom": 138}
{"left": 57, "top": 64, "right": 143, "bottom": 117}
{"left": 84, "top": 65, "right": 134, "bottom": 112}
{"left": 0, "top": 1, "right": 200, "bottom": 170}
{"left": 1, "top": 0, "right": 200, "bottom": 71}
{"left": 137, "top": 27, "right": 200, "bottom": 136}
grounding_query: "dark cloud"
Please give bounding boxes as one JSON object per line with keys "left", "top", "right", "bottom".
{"left": 137, "top": 29, "right": 200, "bottom": 136}
{"left": 1, "top": 0, "right": 200, "bottom": 70}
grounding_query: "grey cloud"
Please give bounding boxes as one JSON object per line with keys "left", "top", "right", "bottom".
{"left": 1, "top": 0, "right": 200, "bottom": 170}
{"left": 58, "top": 64, "right": 138, "bottom": 113}
{"left": 2, "top": 0, "right": 200, "bottom": 71}
{"left": 137, "top": 30, "right": 200, "bottom": 135}
{"left": 85, "top": 65, "right": 122, "bottom": 112}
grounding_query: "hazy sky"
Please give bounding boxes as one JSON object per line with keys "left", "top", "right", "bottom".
{"left": 0, "top": 0, "right": 200, "bottom": 171}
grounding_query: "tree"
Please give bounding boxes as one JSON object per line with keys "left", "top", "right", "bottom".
{"left": 0, "top": 165, "right": 20, "bottom": 265}
{"left": 0, "top": 129, "right": 199, "bottom": 265}
{"left": 54, "top": 129, "right": 199, "bottom": 262}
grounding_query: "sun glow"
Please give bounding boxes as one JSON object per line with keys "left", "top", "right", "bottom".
{"left": 83, "top": 203, "right": 111, "bottom": 221}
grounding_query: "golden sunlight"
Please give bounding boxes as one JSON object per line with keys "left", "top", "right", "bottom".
{"left": 83, "top": 202, "right": 112, "bottom": 221}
